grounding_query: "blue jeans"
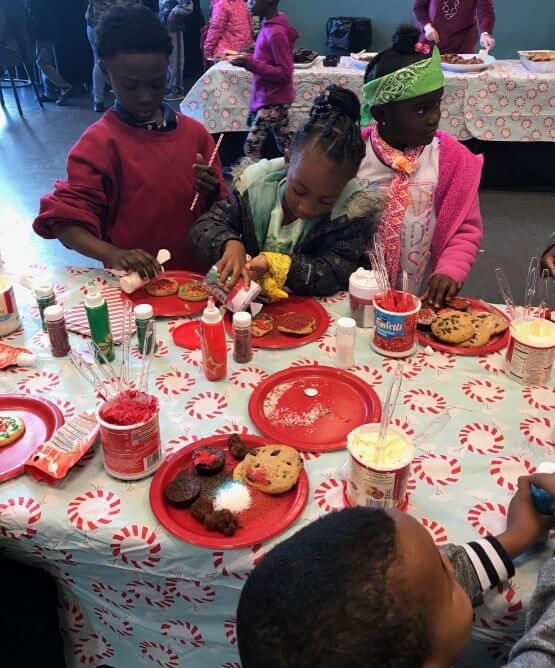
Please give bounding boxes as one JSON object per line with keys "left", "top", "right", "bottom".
{"left": 87, "top": 26, "right": 107, "bottom": 103}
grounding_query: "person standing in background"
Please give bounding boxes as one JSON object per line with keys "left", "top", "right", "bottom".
{"left": 203, "top": 0, "right": 253, "bottom": 62}
{"left": 27, "top": 0, "right": 72, "bottom": 105}
{"left": 86, "top": 0, "right": 138, "bottom": 112}
{"left": 412, "top": 0, "right": 495, "bottom": 54}
{"left": 159, "top": 0, "right": 193, "bottom": 100}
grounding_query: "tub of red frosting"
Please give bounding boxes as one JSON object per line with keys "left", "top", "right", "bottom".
{"left": 96, "top": 390, "right": 163, "bottom": 480}
{"left": 372, "top": 291, "right": 421, "bottom": 358}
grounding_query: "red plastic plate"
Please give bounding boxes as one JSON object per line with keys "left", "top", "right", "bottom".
{"left": 417, "top": 298, "right": 510, "bottom": 356}
{"left": 224, "top": 296, "right": 330, "bottom": 349}
{"left": 121, "top": 270, "right": 207, "bottom": 317}
{"left": 149, "top": 435, "right": 309, "bottom": 549}
{"left": 249, "top": 365, "right": 382, "bottom": 452}
{"left": 0, "top": 395, "right": 64, "bottom": 483}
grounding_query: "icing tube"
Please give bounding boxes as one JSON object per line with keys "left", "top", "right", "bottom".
{"left": 0, "top": 342, "right": 37, "bottom": 369}
{"left": 25, "top": 412, "right": 99, "bottom": 484}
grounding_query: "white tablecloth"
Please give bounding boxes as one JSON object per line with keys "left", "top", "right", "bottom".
{"left": 0, "top": 265, "right": 554, "bottom": 667}
{"left": 181, "top": 58, "right": 555, "bottom": 143}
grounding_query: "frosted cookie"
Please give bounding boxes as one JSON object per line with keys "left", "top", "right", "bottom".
{"left": 178, "top": 281, "right": 209, "bottom": 302}
{"left": 233, "top": 444, "right": 304, "bottom": 495}
{"left": 252, "top": 313, "right": 274, "bottom": 337}
{"left": 276, "top": 312, "right": 317, "bottom": 336}
{"left": 0, "top": 415, "right": 26, "bottom": 447}
{"left": 145, "top": 277, "right": 179, "bottom": 296}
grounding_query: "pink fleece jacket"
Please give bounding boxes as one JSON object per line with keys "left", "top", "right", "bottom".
{"left": 203, "top": 0, "right": 254, "bottom": 60}
{"left": 361, "top": 127, "right": 483, "bottom": 283}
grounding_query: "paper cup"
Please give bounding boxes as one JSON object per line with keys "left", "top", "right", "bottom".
{"left": 372, "top": 291, "right": 420, "bottom": 358}
{"left": 505, "top": 318, "right": 555, "bottom": 386}
{"left": 96, "top": 403, "right": 164, "bottom": 481}
{"left": 345, "top": 424, "right": 413, "bottom": 510}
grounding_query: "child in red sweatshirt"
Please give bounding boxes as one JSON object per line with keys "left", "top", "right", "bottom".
{"left": 33, "top": 4, "right": 227, "bottom": 277}
{"left": 231, "top": 0, "right": 299, "bottom": 159}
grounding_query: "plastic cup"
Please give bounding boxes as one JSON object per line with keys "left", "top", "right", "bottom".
{"left": 372, "top": 291, "right": 421, "bottom": 358}
{"left": 345, "top": 424, "right": 414, "bottom": 510}
{"left": 505, "top": 317, "right": 555, "bottom": 386}
{"left": 96, "top": 401, "right": 164, "bottom": 481}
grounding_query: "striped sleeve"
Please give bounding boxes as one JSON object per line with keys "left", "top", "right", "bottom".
{"left": 462, "top": 536, "right": 515, "bottom": 592}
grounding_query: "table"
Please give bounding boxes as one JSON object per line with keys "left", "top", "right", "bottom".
{"left": 181, "top": 58, "right": 555, "bottom": 143}
{"left": 0, "top": 265, "right": 554, "bottom": 668}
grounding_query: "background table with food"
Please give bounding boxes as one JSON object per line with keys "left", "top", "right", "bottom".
{"left": 0, "top": 242, "right": 553, "bottom": 668}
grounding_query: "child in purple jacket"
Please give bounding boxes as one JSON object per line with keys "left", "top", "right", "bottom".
{"left": 231, "top": 0, "right": 299, "bottom": 159}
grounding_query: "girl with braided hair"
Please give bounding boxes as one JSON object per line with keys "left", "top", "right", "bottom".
{"left": 190, "top": 85, "right": 382, "bottom": 298}
{"left": 358, "top": 24, "right": 484, "bottom": 309}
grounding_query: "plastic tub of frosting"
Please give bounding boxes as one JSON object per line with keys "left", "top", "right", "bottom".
{"left": 505, "top": 317, "right": 555, "bottom": 386}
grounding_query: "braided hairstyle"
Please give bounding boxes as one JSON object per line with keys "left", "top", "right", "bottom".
{"left": 365, "top": 24, "right": 428, "bottom": 83}
{"left": 291, "top": 84, "right": 366, "bottom": 172}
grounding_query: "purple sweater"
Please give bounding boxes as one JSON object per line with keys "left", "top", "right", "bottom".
{"left": 413, "top": 0, "right": 495, "bottom": 54}
{"left": 244, "top": 13, "right": 300, "bottom": 111}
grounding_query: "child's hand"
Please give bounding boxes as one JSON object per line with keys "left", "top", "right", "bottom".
{"left": 230, "top": 54, "right": 248, "bottom": 67}
{"left": 193, "top": 154, "right": 221, "bottom": 202}
{"left": 245, "top": 254, "right": 270, "bottom": 282}
{"left": 216, "top": 240, "right": 250, "bottom": 289}
{"left": 496, "top": 474, "right": 555, "bottom": 558}
{"left": 541, "top": 245, "right": 555, "bottom": 278}
{"left": 427, "top": 274, "right": 463, "bottom": 309}
{"left": 107, "top": 248, "right": 161, "bottom": 279}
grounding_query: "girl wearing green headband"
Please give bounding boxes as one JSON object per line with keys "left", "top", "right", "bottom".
{"left": 358, "top": 25, "right": 484, "bottom": 309}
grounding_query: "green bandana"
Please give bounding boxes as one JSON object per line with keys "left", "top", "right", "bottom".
{"left": 360, "top": 47, "right": 445, "bottom": 128}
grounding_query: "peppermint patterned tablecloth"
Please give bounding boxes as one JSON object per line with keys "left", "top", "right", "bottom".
{"left": 181, "top": 58, "right": 555, "bottom": 143}
{"left": 0, "top": 265, "right": 554, "bottom": 668}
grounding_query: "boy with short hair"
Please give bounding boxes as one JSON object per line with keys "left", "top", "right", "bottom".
{"left": 230, "top": 0, "right": 299, "bottom": 159}
{"left": 238, "top": 474, "right": 555, "bottom": 667}
{"left": 34, "top": 4, "right": 226, "bottom": 277}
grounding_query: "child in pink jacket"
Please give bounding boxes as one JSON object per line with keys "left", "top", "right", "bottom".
{"left": 203, "top": 0, "right": 253, "bottom": 61}
{"left": 358, "top": 25, "right": 483, "bottom": 308}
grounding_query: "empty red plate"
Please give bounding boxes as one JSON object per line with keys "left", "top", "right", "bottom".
{"left": 0, "top": 395, "right": 64, "bottom": 482}
{"left": 224, "top": 296, "right": 330, "bottom": 349}
{"left": 121, "top": 270, "right": 207, "bottom": 317}
{"left": 249, "top": 365, "right": 382, "bottom": 452}
{"left": 150, "top": 435, "right": 309, "bottom": 549}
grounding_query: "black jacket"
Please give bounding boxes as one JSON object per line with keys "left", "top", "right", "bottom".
{"left": 190, "top": 163, "right": 381, "bottom": 297}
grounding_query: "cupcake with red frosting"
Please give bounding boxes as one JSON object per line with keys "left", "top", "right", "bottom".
{"left": 192, "top": 446, "right": 226, "bottom": 476}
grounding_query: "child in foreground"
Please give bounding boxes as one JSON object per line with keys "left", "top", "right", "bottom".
{"left": 359, "top": 25, "right": 483, "bottom": 309}
{"left": 190, "top": 85, "right": 382, "bottom": 298}
{"left": 34, "top": 4, "right": 226, "bottom": 277}
{"left": 230, "top": 0, "right": 299, "bottom": 159}
{"left": 238, "top": 474, "right": 555, "bottom": 668}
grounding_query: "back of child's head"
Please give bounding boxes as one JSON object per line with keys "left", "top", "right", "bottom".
{"left": 96, "top": 4, "right": 172, "bottom": 61}
{"left": 291, "top": 84, "right": 366, "bottom": 174}
{"left": 237, "top": 507, "right": 430, "bottom": 668}
{"left": 365, "top": 24, "right": 428, "bottom": 83}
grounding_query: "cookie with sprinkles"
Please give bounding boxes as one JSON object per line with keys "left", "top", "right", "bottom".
{"left": 0, "top": 415, "right": 25, "bottom": 446}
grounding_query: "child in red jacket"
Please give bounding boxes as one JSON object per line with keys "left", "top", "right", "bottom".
{"left": 34, "top": 4, "right": 226, "bottom": 277}
{"left": 231, "top": 0, "right": 299, "bottom": 159}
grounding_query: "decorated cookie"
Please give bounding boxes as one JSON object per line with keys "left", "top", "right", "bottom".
{"left": 0, "top": 415, "right": 25, "bottom": 447}
{"left": 276, "top": 312, "right": 317, "bottom": 336}
{"left": 417, "top": 308, "right": 435, "bottom": 328}
{"left": 233, "top": 444, "right": 304, "bottom": 495}
{"left": 252, "top": 313, "right": 274, "bottom": 338}
{"left": 145, "top": 277, "right": 179, "bottom": 297}
{"left": 447, "top": 298, "right": 470, "bottom": 311}
{"left": 178, "top": 281, "right": 209, "bottom": 302}
{"left": 431, "top": 312, "right": 474, "bottom": 344}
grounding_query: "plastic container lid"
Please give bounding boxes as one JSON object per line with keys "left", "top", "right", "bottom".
{"left": 134, "top": 304, "right": 154, "bottom": 320}
{"left": 44, "top": 305, "right": 64, "bottom": 322}
{"left": 233, "top": 311, "right": 252, "bottom": 328}
{"left": 85, "top": 289, "right": 104, "bottom": 307}
{"left": 34, "top": 284, "right": 54, "bottom": 298}
{"left": 202, "top": 298, "right": 222, "bottom": 324}
{"left": 171, "top": 320, "right": 202, "bottom": 350}
{"left": 349, "top": 268, "right": 379, "bottom": 299}
{"left": 337, "top": 317, "right": 356, "bottom": 334}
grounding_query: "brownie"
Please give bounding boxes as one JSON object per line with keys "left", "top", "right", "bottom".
{"left": 227, "top": 434, "right": 253, "bottom": 461}
{"left": 192, "top": 447, "right": 226, "bottom": 476}
{"left": 190, "top": 494, "right": 214, "bottom": 522}
{"left": 164, "top": 472, "right": 201, "bottom": 508}
{"left": 204, "top": 509, "right": 238, "bottom": 537}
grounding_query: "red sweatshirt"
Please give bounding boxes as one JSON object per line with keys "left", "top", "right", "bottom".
{"left": 33, "top": 109, "right": 227, "bottom": 273}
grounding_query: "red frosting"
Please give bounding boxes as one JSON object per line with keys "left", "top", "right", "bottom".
{"left": 100, "top": 390, "right": 158, "bottom": 426}
{"left": 375, "top": 290, "right": 418, "bottom": 313}
{"left": 193, "top": 449, "right": 220, "bottom": 466}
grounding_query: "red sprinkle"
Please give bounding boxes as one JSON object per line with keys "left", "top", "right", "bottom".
{"left": 276, "top": 312, "right": 314, "bottom": 330}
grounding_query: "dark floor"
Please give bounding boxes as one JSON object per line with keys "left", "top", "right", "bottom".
{"left": 1, "top": 86, "right": 553, "bottom": 302}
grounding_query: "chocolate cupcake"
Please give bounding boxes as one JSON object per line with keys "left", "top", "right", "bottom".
{"left": 227, "top": 434, "right": 252, "bottom": 461}
{"left": 192, "top": 447, "right": 226, "bottom": 476}
{"left": 164, "top": 472, "right": 201, "bottom": 508}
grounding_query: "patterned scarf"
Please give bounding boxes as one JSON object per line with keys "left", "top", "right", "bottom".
{"left": 361, "top": 48, "right": 444, "bottom": 128}
{"left": 370, "top": 124, "right": 423, "bottom": 287}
